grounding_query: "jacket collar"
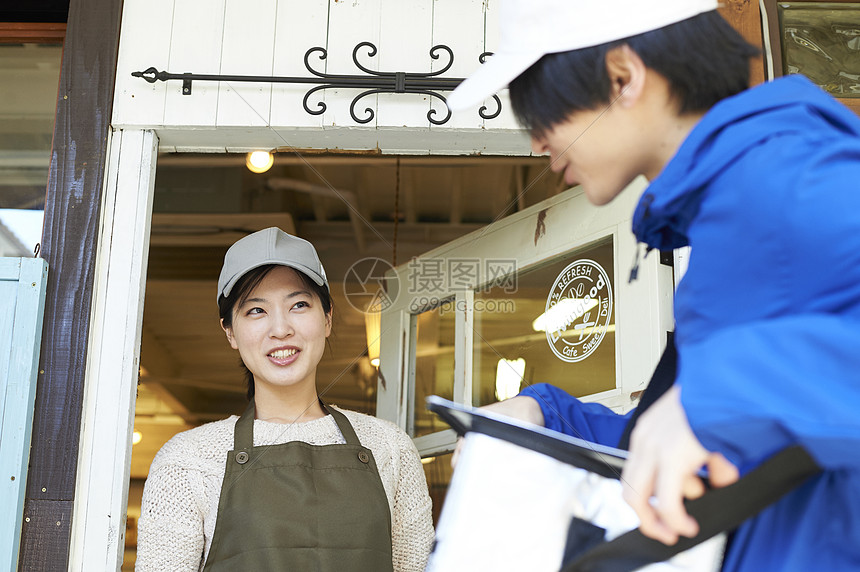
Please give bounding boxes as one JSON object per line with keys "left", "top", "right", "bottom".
{"left": 631, "top": 75, "right": 860, "bottom": 251}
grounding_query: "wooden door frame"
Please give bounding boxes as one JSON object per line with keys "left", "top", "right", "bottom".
{"left": 17, "top": 0, "right": 123, "bottom": 569}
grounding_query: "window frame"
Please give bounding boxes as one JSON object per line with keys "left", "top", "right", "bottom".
{"left": 376, "top": 178, "right": 676, "bottom": 456}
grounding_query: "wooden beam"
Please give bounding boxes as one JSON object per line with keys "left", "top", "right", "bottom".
{"left": 267, "top": 177, "right": 368, "bottom": 252}
{"left": 157, "top": 154, "right": 552, "bottom": 168}
{"left": 149, "top": 212, "right": 296, "bottom": 246}
{"left": 0, "top": 23, "right": 66, "bottom": 44}
{"left": 839, "top": 98, "right": 860, "bottom": 116}
{"left": 719, "top": 0, "right": 766, "bottom": 86}
{"left": 402, "top": 169, "right": 417, "bottom": 224}
{"left": 450, "top": 172, "right": 462, "bottom": 224}
{"left": 19, "top": 0, "right": 121, "bottom": 568}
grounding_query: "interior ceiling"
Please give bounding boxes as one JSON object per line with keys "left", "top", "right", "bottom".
{"left": 133, "top": 152, "right": 564, "bottom": 477}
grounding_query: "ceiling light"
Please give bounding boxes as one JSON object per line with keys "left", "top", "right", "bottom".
{"left": 132, "top": 430, "right": 143, "bottom": 445}
{"left": 245, "top": 151, "right": 274, "bottom": 173}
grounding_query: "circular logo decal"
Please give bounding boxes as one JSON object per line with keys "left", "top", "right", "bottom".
{"left": 543, "top": 259, "right": 613, "bottom": 363}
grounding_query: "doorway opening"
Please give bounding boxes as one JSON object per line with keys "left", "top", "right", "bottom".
{"left": 125, "top": 151, "right": 563, "bottom": 568}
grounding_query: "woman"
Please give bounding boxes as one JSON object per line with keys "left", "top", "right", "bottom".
{"left": 136, "top": 227, "right": 434, "bottom": 571}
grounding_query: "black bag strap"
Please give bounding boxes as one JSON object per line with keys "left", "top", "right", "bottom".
{"left": 560, "top": 444, "right": 821, "bottom": 572}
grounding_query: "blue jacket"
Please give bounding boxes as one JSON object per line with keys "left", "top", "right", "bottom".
{"left": 522, "top": 76, "right": 860, "bottom": 571}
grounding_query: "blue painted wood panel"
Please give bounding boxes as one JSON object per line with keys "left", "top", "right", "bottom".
{"left": 0, "top": 258, "right": 49, "bottom": 571}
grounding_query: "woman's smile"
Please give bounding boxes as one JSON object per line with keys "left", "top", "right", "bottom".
{"left": 268, "top": 346, "right": 300, "bottom": 364}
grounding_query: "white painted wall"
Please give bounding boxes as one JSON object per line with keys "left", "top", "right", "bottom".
{"left": 113, "top": 0, "right": 531, "bottom": 155}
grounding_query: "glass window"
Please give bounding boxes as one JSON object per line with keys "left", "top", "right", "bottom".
{"left": 411, "top": 298, "right": 456, "bottom": 437}
{"left": 0, "top": 43, "right": 62, "bottom": 210}
{"left": 472, "top": 237, "right": 616, "bottom": 407}
{"left": 778, "top": 3, "right": 860, "bottom": 98}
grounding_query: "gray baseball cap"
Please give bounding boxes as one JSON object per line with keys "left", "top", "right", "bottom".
{"left": 217, "top": 227, "right": 328, "bottom": 303}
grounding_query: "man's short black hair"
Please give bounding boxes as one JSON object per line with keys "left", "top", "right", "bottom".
{"left": 509, "top": 11, "right": 760, "bottom": 136}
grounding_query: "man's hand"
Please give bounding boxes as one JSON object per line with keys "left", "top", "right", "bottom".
{"left": 621, "top": 385, "right": 739, "bottom": 544}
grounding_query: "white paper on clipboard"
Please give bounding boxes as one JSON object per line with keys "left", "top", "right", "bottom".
{"left": 424, "top": 396, "right": 725, "bottom": 572}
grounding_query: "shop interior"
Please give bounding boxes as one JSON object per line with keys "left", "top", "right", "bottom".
{"left": 126, "top": 151, "right": 564, "bottom": 565}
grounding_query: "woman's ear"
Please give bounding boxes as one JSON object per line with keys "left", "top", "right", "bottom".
{"left": 324, "top": 310, "right": 333, "bottom": 338}
{"left": 221, "top": 318, "right": 239, "bottom": 350}
{"left": 605, "top": 44, "right": 647, "bottom": 108}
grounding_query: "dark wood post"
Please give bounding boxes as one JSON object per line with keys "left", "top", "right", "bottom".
{"left": 18, "top": 0, "right": 123, "bottom": 569}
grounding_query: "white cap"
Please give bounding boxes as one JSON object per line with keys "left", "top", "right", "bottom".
{"left": 447, "top": 0, "right": 718, "bottom": 111}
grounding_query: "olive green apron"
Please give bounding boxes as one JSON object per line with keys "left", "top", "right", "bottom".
{"left": 202, "top": 401, "right": 394, "bottom": 571}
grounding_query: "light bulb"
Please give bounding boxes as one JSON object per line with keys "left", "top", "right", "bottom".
{"left": 246, "top": 151, "right": 274, "bottom": 173}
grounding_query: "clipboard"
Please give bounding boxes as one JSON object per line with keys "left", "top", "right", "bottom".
{"left": 426, "top": 395, "right": 626, "bottom": 480}
{"left": 426, "top": 395, "right": 821, "bottom": 572}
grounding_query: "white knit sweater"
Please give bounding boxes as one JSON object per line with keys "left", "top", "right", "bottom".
{"left": 135, "top": 407, "right": 435, "bottom": 571}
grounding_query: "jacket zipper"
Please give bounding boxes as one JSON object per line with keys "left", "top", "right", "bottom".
{"left": 628, "top": 194, "right": 655, "bottom": 283}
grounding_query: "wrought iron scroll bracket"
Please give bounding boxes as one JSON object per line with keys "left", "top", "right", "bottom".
{"left": 131, "top": 43, "right": 501, "bottom": 125}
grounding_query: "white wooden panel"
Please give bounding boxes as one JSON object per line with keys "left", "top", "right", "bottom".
{"left": 269, "top": 0, "right": 329, "bottom": 131}
{"left": 113, "top": 0, "right": 174, "bottom": 126}
{"left": 325, "top": 0, "right": 382, "bottom": 128}
{"left": 483, "top": 0, "right": 521, "bottom": 131}
{"left": 68, "top": 129, "right": 158, "bottom": 572}
{"left": 163, "top": 0, "right": 226, "bottom": 127}
{"left": 157, "top": 124, "right": 531, "bottom": 155}
{"left": 377, "top": 304, "right": 412, "bottom": 427}
{"left": 216, "top": 0, "right": 277, "bottom": 127}
{"left": 432, "top": 0, "right": 486, "bottom": 129}
{"left": 453, "top": 289, "right": 474, "bottom": 406}
{"left": 412, "top": 428, "right": 457, "bottom": 456}
{"left": 376, "top": 0, "right": 433, "bottom": 128}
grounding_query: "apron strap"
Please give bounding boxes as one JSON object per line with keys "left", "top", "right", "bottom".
{"left": 233, "top": 398, "right": 363, "bottom": 449}
{"left": 321, "top": 401, "right": 363, "bottom": 447}
{"left": 234, "top": 400, "right": 256, "bottom": 450}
